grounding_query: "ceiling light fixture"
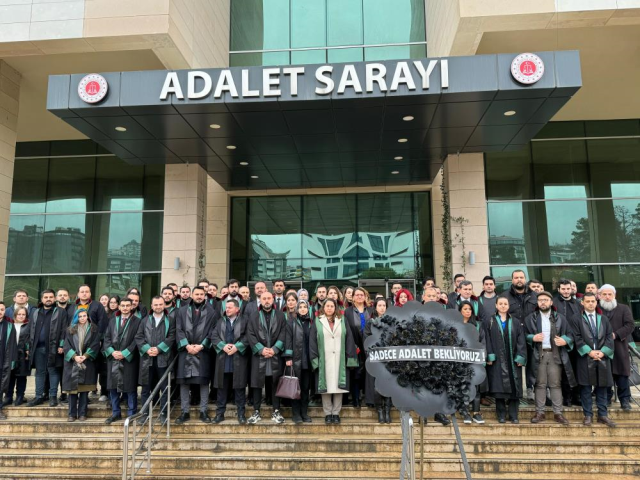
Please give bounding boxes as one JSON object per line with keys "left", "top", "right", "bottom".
{"left": 403, "top": 116, "right": 414, "bottom": 121}
{"left": 239, "top": 161, "right": 249, "bottom": 166}
{"left": 398, "top": 138, "right": 408, "bottom": 143}
{"left": 209, "top": 124, "right": 221, "bottom": 129}
{"left": 251, "top": 175, "right": 259, "bottom": 179}
{"left": 391, "top": 170, "right": 399, "bottom": 175}
{"left": 226, "top": 145, "right": 236, "bottom": 150}
{"left": 115, "top": 126, "right": 127, "bottom": 132}
{"left": 394, "top": 156, "right": 403, "bottom": 160}
{"left": 503, "top": 110, "right": 517, "bottom": 116}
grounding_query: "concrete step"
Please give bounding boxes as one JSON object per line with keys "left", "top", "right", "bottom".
{"left": 1, "top": 448, "right": 639, "bottom": 475}
{"left": 1, "top": 433, "right": 638, "bottom": 455}
{"left": 1, "top": 416, "right": 639, "bottom": 438}
{"left": 4, "top": 403, "right": 639, "bottom": 421}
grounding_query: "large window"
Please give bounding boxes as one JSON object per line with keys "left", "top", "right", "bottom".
{"left": 4, "top": 141, "right": 163, "bottom": 306}
{"left": 486, "top": 120, "right": 640, "bottom": 315}
{"left": 230, "top": 192, "right": 432, "bottom": 288}
{"left": 230, "top": 0, "right": 426, "bottom": 67}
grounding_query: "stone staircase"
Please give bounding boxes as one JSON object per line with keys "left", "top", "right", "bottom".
{"left": 0, "top": 402, "right": 639, "bottom": 479}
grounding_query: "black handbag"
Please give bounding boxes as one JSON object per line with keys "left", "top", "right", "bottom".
{"left": 276, "top": 365, "right": 301, "bottom": 400}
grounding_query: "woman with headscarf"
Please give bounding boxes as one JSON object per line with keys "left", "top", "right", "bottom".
{"left": 364, "top": 297, "right": 393, "bottom": 423}
{"left": 344, "top": 287, "right": 370, "bottom": 408}
{"left": 62, "top": 310, "right": 101, "bottom": 421}
{"left": 457, "top": 300, "right": 487, "bottom": 424}
{"left": 309, "top": 298, "right": 358, "bottom": 425}
{"left": 284, "top": 299, "right": 313, "bottom": 424}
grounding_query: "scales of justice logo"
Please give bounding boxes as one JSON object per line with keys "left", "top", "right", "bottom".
{"left": 78, "top": 73, "right": 108, "bottom": 104}
{"left": 511, "top": 53, "right": 545, "bottom": 85}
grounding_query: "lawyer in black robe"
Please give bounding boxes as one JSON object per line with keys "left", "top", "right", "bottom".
{"left": 283, "top": 300, "right": 313, "bottom": 423}
{"left": 344, "top": 297, "right": 370, "bottom": 408}
{"left": 103, "top": 298, "right": 141, "bottom": 421}
{"left": 62, "top": 311, "right": 101, "bottom": 420}
{"left": 0, "top": 314, "right": 17, "bottom": 419}
{"left": 485, "top": 297, "right": 527, "bottom": 423}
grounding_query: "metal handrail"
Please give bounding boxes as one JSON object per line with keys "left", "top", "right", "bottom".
{"left": 122, "top": 356, "right": 177, "bottom": 480}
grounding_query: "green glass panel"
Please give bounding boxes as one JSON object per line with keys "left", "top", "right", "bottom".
{"left": 328, "top": 47, "right": 364, "bottom": 63}
{"left": 365, "top": 44, "right": 426, "bottom": 61}
{"left": 291, "top": 49, "right": 327, "bottom": 65}
{"left": 3, "top": 276, "right": 40, "bottom": 305}
{"left": 249, "top": 196, "right": 302, "bottom": 261}
{"left": 535, "top": 121, "right": 585, "bottom": 139}
{"left": 488, "top": 202, "right": 539, "bottom": 265}
{"left": 489, "top": 266, "right": 541, "bottom": 294}
{"left": 41, "top": 214, "right": 92, "bottom": 273}
{"left": 585, "top": 120, "right": 640, "bottom": 137}
{"left": 7, "top": 215, "right": 45, "bottom": 274}
{"left": 11, "top": 158, "right": 48, "bottom": 214}
{"left": 602, "top": 265, "right": 640, "bottom": 319}
{"left": 46, "top": 157, "right": 96, "bottom": 213}
{"left": 531, "top": 140, "right": 588, "bottom": 199}
{"left": 230, "top": 0, "right": 290, "bottom": 51}
{"left": 291, "top": 0, "right": 326, "bottom": 48}
{"left": 587, "top": 138, "right": 640, "bottom": 198}
{"left": 327, "top": 0, "right": 363, "bottom": 46}
{"left": 596, "top": 198, "right": 640, "bottom": 263}
{"left": 94, "top": 157, "right": 144, "bottom": 211}
{"left": 543, "top": 200, "right": 593, "bottom": 263}
{"left": 230, "top": 52, "right": 290, "bottom": 67}
{"left": 485, "top": 147, "right": 533, "bottom": 200}
{"left": 363, "top": 0, "right": 425, "bottom": 44}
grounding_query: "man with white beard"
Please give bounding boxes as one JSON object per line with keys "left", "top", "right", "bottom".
{"left": 599, "top": 284, "right": 635, "bottom": 411}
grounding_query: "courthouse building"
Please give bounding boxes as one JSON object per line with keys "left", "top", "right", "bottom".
{"left": 0, "top": 1, "right": 639, "bottom": 315}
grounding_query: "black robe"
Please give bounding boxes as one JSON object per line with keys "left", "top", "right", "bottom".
{"left": 485, "top": 314, "right": 527, "bottom": 399}
{"left": 135, "top": 313, "right": 176, "bottom": 386}
{"left": 26, "top": 306, "right": 67, "bottom": 369}
{"left": 103, "top": 315, "right": 141, "bottom": 393}
{"left": 283, "top": 315, "right": 312, "bottom": 378}
{"left": 601, "top": 304, "right": 635, "bottom": 377}
{"left": 13, "top": 323, "right": 30, "bottom": 377}
{"left": 0, "top": 320, "right": 17, "bottom": 397}
{"left": 363, "top": 317, "right": 384, "bottom": 405}
{"left": 573, "top": 311, "right": 615, "bottom": 387}
{"left": 175, "top": 302, "right": 218, "bottom": 384}
{"left": 447, "top": 295, "right": 488, "bottom": 323}
{"left": 462, "top": 316, "right": 489, "bottom": 394}
{"left": 344, "top": 306, "right": 370, "bottom": 381}
{"left": 524, "top": 309, "right": 577, "bottom": 388}
{"left": 211, "top": 314, "right": 250, "bottom": 389}
{"left": 247, "top": 308, "right": 285, "bottom": 388}
{"left": 62, "top": 323, "right": 101, "bottom": 392}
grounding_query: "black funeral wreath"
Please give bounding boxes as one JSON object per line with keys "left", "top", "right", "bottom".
{"left": 364, "top": 301, "right": 486, "bottom": 417}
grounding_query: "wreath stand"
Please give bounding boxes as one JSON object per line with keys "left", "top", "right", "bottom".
{"left": 400, "top": 413, "right": 473, "bottom": 480}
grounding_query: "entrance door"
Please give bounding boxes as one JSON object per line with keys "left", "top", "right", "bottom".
{"left": 358, "top": 279, "right": 418, "bottom": 301}
{"left": 247, "top": 280, "right": 303, "bottom": 293}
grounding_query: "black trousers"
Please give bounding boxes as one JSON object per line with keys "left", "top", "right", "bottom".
{"left": 495, "top": 398, "right": 519, "bottom": 420}
{"left": 7, "top": 372, "right": 27, "bottom": 399}
{"left": 141, "top": 359, "right": 168, "bottom": 413}
{"left": 97, "top": 354, "right": 108, "bottom": 395}
{"left": 217, "top": 372, "right": 246, "bottom": 416}
{"left": 69, "top": 392, "right": 88, "bottom": 418}
{"left": 252, "top": 376, "right": 280, "bottom": 411}
{"left": 292, "top": 369, "right": 311, "bottom": 417}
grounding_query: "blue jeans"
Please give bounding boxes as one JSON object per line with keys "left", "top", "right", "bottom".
{"left": 581, "top": 385, "right": 608, "bottom": 418}
{"left": 34, "top": 347, "right": 60, "bottom": 399}
{"left": 607, "top": 375, "right": 631, "bottom": 405}
{"left": 109, "top": 389, "right": 137, "bottom": 417}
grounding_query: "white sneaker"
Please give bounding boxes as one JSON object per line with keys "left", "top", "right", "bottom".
{"left": 271, "top": 409, "right": 285, "bottom": 424}
{"left": 98, "top": 395, "right": 108, "bottom": 402}
{"left": 247, "top": 411, "right": 261, "bottom": 424}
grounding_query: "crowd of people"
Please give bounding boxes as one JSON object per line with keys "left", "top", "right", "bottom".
{"left": 0, "top": 272, "right": 635, "bottom": 430}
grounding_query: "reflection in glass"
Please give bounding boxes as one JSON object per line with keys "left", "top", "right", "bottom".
{"left": 11, "top": 158, "right": 47, "bottom": 214}
{"left": 327, "top": 0, "right": 363, "bottom": 46}
{"left": 94, "top": 158, "right": 144, "bottom": 211}
{"left": 544, "top": 200, "right": 592, "bottom": 263}
{"left": 231, "top": 0, "right": 290, "bottom": 51}
{"left": 488, "top": 202, "right": 535, "bottom": 265}
{"left": 46, "top": 157, "right": 95, "bottom": 213}
{"left": 7, "top": 215, "right": 45, "bottom": 274}
{"left": 41, "top": 214, "right": 90, "bottom": 273}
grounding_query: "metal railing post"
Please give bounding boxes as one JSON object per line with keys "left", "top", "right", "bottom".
{"left": 122, "top": 419, "right": 130, "bottom": 480}
{"left": 130, "top": 418, "right": 137, "bottom": 480}
{"left": 147, "top": 399, "right": 153, "bottom": 473}
{"left": 166, "top": 371, "right": 171, "bottom": 438}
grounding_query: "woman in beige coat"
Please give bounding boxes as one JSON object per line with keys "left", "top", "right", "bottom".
{"left": 309, "top": 298, "right": 358, "bottom": 425}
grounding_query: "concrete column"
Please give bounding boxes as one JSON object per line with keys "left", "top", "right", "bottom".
{"left": 205, "top": 176, "right": 229, "bottom": 287}
{"left": 432, "top": 153, "right": 490, "bottom": 293}
{"left": 161, "top": 163, "right": 208, "bottom": 288}
{"left": 0, "top": 61, "right": 21, "bottom": 294}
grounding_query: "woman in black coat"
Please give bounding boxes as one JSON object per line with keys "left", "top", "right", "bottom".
{"left": 344, "top": 287, "right": 371, "bottom": 408}
{"left": 284, "top": 300, "right": 313, "bottom": 424}
{"left": 3, "top": 306, "right": 30, "bottom": 407}
{"left": 62, "top": 310, "right": 101, "bottom": 422}
{"left": 458, "top": 301, "right": 487, "bottom": 424}
{"left": 364, "top": 297, "right": 393, "bottom": 423}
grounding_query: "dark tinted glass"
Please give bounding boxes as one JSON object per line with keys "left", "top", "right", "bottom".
{"left": 485, "top": 147, "right": 533, "bottom": 200}
{"left": 7, "top": 215, "right": 44, "bottom": 274}
{"left": 46, "top": 157, "right": 96, "bottom": 213}
{"left": 587, "top": 139, "right": 640, "bottom": 198}
{"left": 11, "top": 158, "right": 48, "bottom": 214}
{"left": 41, "top": 214, "right": 92, "bottom": 273}
{"left": 230, "top": 0, "right": 290, "bottom": 51}
{"left": 94, "top": 157, "right": 144, "bottom": 211}
{"left": 531, "top": 141, "right": 589, "bottom": 199}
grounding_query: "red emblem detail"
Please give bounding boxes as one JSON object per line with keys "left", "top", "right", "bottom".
{"left": 78, "top": 74, "right": 108, "bottom": 104}
{"left": 511, "top": 53, "right": 544, "bottom": 85}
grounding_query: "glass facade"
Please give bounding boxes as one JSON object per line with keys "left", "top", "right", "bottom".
{"left": 4, "top": 141, "right": 164, "bottom": 306}
{"left": 230, "top": 0, "right": 426, "bottom": 67}
{"left": 230, "top": 192, "right": 432, "bottom": 290}
{"left": 486, "top": 120, "right": 640, "bottom": 315}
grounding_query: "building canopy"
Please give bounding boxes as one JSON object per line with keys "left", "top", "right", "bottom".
{"left": 47, "top": 51, "right": 581, "bottom": 190}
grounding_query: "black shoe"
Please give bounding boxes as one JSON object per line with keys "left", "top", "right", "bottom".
{"left": 27, "top": 397, "right": 44, "bottom": 407}
{"left": 498, "top": 417, "right": 506, "bottom": 424}
{"left": 510, "top": 418, "right": 519, "bottom": 424}
{"left": 157, "top": 414, "right": 167, "bottom": 425}
{"left": 333, "top": 415, "right": 340, "bottom": 424}
{"left": 42, "top": 394, "right": 49, "bottom": 401}
{"left": 563, "top": 399, "right": 572, "bottom": 407}
{"left": 199, "top": 411, "right": 212, "bottom": 424}
{"left": 13, "top": 396, "right": 25, "bottom": 407}
{"left": 325, "top": 415, "right": 332, "bottom": 425}
{"left": 214, "top": 414, "right": 225, "bottom": 424}
{"left": 621, "top": 402, "right": 632, "bottom": 411}
{"left": 384, "top": 402, "right": 392, "bottom": 424}
{"left": 175, "top": 412, "right": 190, "bottom": 425}
{"left": 59, "top": 394, "right": 68, "bottom": 404}
{"left": 49, "top": 398, "right": 58, "bottom": 407}
{"left": 238, "top": 415, "right": 247, "bottom": 424}
{"left": 1, "top": 397, "right": 12, "bottom": 408}
{"left": 377, "top": 408, "right": 385, "bottom": 424}
{"left": 105, "top": 414, "right": 122, "bottom": 425}
{"left": 434, "top": 413, "right": 450, "bottom": 426}
{"left": 302, "top": 415, "right": 312, "bottom": 423}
